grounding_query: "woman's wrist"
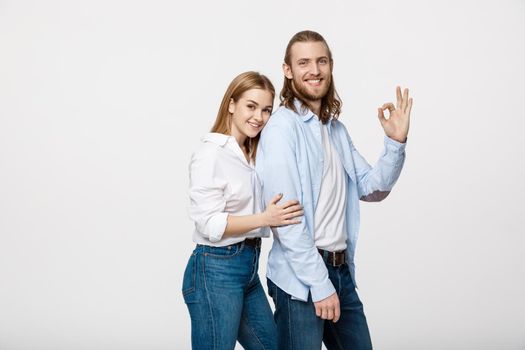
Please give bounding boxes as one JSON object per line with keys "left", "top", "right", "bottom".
{"left": 257, "top": 212, "right": 269, "bottom": 228}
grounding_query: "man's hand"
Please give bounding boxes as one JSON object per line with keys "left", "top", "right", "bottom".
{"left": 314, "top": 292, "right": 340, "bottom": 323}
{"left": 378, "top": 86, "right": 413, "bottom": 143}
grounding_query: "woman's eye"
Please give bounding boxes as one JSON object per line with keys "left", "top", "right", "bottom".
{"left": 247, "top": 105, "right": 255, "bottom": 110}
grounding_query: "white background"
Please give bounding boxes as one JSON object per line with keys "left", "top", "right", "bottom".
{"left": 1, "top": 0, "right": 524, "bottom": 349}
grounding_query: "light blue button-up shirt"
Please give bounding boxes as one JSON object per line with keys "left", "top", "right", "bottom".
{"left": 256, "top": 100, "right": 406, "bottom": 302}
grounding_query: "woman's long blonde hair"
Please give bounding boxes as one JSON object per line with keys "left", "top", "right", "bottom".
{"left": 211, "top": 71, "right": 275, "bottom": 162}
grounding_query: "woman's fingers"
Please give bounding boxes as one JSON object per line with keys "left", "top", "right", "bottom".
{"left": 283, "top": 210, "right": 304, "bottom": 220}
{"left": 283, "top": 218, "right": 302, "bottom": 225}
{"left": 268, "top": 193, "right": 283, "bottom": 205}
{"left": 282, "top": 204, "right": 302, "bottom": 213}
{"left": 280, "top": 199, "right": 300, "bottom": 209}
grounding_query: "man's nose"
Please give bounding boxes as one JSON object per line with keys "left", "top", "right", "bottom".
{"left": 310, "top": 62, "right": 320, "bottom": 75}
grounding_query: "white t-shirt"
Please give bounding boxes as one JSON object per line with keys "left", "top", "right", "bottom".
{"left": 188, "top": 133, "right": 268, "bottom": 246}
{"left": 313, "top": 123, "right": 348, "bottom": 251}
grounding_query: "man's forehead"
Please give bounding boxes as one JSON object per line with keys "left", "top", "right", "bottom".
{"left": 289, "top": 41, "right": 330, "bottom": 60}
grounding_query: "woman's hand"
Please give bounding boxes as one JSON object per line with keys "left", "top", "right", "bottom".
{"left": 262, "top": 193, "right": 303, "bottom": 227}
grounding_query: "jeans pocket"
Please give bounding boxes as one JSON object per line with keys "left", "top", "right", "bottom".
{"left": 182, "top": 253, "right": 197, "bottom": 299}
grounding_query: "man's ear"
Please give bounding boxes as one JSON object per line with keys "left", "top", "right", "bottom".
{"left": 228, "top": 98, "right": 235, "bottom": 114}
{"left": 283, "top": 63, "right": 293, "bottom": 80}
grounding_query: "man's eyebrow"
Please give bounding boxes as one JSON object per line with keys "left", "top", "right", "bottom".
{"left": 296, "top": 56, "right": 329, "bottom": 62}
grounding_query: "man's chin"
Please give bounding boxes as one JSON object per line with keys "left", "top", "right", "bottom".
{"left": 298, "top": 85, "right": 328, "bottom": 101}
{"left": 302, "top": 90, "right": 326, "bottom": 101}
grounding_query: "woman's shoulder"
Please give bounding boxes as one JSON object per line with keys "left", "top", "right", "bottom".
{"left": 191, "top": 133, "right": 230, "bottom": 161}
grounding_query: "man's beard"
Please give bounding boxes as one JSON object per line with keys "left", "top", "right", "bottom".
{"left": 291, "top": 74, "right": 331, "bottom": 103}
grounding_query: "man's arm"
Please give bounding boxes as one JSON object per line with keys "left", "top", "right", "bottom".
{"left": 348, "top": 133, "right": 406, "bottom": 202}
{"left": 349, "top": 86, "right": 413, "bottom": 201}
{"left": 256, "top": 118, "right": 336, "bottom": 303}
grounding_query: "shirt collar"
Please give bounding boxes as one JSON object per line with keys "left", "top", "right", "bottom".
{"left": 201, "top": 132, "right": 254, "bottom": 167}
{"left": 293, "top": 99, "right": 316, "bottom": 122}
{"left": 292, "top": 98, "right": 335, "bottom": 130}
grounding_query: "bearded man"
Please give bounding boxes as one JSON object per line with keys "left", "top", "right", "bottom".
{"left": 256, "top": 30, "right": 413, "bottom": 350}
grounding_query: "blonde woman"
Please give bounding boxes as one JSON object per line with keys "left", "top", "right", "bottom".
{"left": 182, "top": 71, "right": 303, "bottom": 350}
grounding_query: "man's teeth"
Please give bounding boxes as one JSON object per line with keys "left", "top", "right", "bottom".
{"left": 307, "top": 79, "right": 321, "bottom": 83}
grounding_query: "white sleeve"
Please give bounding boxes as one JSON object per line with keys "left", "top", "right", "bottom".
{"left": 187, "top": 147, "right": 229, "bottom": 242}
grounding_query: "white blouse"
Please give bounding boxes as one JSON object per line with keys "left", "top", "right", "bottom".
{"left": 188, "top": 133, "right": 269, "bottom": 246}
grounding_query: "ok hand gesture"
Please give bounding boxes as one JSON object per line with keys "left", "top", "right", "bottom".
{"left": 378, "top": 86, "right": 413, "bottom": 143}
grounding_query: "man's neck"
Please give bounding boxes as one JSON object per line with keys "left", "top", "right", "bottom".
{"left": 308, "top": 100, "right": 321, "bottom": 117}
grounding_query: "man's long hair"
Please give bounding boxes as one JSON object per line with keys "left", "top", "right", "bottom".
{"left": 280, "top": 30, "right": 342, "bottom": 124}
{"left": 211, "top": 71, "right": 275, "bottom": 162}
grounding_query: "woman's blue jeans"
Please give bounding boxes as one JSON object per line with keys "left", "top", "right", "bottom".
{"left": 182, "top": 241, "right": 277, "bottom": 350}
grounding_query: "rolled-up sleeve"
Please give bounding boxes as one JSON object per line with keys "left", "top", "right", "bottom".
{"left": 258, "top": 120, "right": 335, "bottom": 302}
{"left": 347, "top": 129, "right": 406, "bottom": 202}
{"left": 188, "top": 147, "right": 229, "bottom": 242}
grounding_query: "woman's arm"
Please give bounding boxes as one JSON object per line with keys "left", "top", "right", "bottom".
{"left": 223, "top": 193, "right": 303, "bottom": 238}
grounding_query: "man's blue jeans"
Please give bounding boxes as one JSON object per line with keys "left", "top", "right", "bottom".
{"left": 267, "top": 259, "right": 372, "bottom": 350}
{"left": 182, "top": 241, "right": 277, "bottom": 350}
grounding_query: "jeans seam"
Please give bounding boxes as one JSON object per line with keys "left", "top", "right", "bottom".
{"left": 248, "top": 247, "right": 259, "bottom": 284}
{"left": 286, "top": 291, "right": 293, "bottom": 350}
{"left": 182, "top": 253, "right": 196, "bottom": 296}
{"left": 241, "top": 311, "right": 268, "bottom": 350}
{"left": 202, "top": 254, "right": 217, "bottom": 350}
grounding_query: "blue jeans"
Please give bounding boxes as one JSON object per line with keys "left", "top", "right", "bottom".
{"left": 267, "top": 261, "right": 372, "bottom": 350}
{"left": 182, "top": 241, "right": 277, "bottom": 350}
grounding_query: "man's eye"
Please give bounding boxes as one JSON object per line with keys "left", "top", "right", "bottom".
{"left": 320, "top": 59, "right": 328, "bottom": 64}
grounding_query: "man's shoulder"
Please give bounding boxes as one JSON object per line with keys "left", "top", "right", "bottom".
{"left": 330, "top": 118, "right": 351, "bottom": 136}
{"left": 330, "top": 118, "right": 347, "bottom": 129}
{"left": 265, "top": 106, "right": 302, "bottom": 130}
